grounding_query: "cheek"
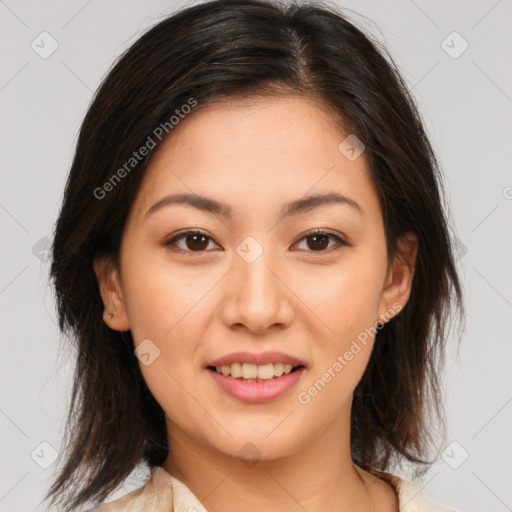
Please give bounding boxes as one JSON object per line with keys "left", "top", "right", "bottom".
{"left": 295, "top": 269, "right": 380, "bottom": 414}
{"left": 128, "top": 271, "right": 208, "bottom": 429}
{"left": 292, "top": 254, "right": 385, "bottom": 406}
{"left": 121, "top": 253, "right": 216, "bottom": 385}
{"left": 295, "top": 256, "right": 384, "bottom": 342}
{"left": 121, "top": 253, "right": 215, "bottom": 343}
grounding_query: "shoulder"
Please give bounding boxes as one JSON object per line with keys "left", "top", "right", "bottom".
{"left": 387, "top": 473, "right": 458, "bottom": 512}
{"left": 357, "top": 466, "right": 458, "bottom": 512}
{"left": 86, "top": 466, "right": 208, "bottom": 512}
{"left": 86, "top": 466, "right": 175, "bottom": 511}
{"left": 87, "top": 466, "right": 458, "bottom": 512}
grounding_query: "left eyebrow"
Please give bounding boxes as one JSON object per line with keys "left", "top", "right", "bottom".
{"left": 281, "top": 192, "right": 364, "bottom": 217}
{"left": 144, "top": 191, "right": 364, "bottom": 220}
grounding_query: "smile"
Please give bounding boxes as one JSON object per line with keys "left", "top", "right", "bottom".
{"left": 211, "top": 362, "right": 300, "bottom": 380}
{"left": 206, "top": 364, "right": 306, "bottom": 403}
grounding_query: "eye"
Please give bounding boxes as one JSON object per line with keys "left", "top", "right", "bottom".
{"left": 163, "top": 229, "right": 220, "bottom": 254}
{"left": 293, "top": 229, "right": 348, "bottom": 253}
{"left": 164, "top": 228, "right": 348, "bottom": 255}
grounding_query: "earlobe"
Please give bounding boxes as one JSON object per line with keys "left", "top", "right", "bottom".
{"left": 92, "top": 256, "right": 131, "bottom": 332}
{"left": 378, "top": 232, "right": 418, "bottom": 325}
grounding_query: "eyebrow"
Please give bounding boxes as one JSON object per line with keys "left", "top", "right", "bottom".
{"left": 144, "top": 191, "right": 364, "bottom": 220}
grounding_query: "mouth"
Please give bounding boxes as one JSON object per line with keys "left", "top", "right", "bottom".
{"left": 205, "top": 362, "right": 307, "bottom": 403}
{"left": 204, "top": 351, "right": 307, "bottom": 403}
{"left": 206, "top": 363, "right": 306, "bottom": 382}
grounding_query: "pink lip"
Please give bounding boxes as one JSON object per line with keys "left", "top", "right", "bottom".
{"left": 206, "top": 351, "right": 306, "bottom": 368}
{"left": 207, "top": 366, "right": 306, "bottom": 403}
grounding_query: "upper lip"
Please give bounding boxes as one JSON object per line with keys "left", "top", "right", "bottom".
{"left": 207, "top": 351, "right": 306, "bottom": 368}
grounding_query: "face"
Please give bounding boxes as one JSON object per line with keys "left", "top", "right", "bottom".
{"left": 94, "top": 95, "right": 417, "bottom": 463}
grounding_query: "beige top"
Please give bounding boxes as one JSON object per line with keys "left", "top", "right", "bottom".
{"left": 88, "top": 465, "right": 456, "bottom": 512}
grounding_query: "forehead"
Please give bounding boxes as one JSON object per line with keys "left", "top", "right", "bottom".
{"left": 129, "top": 95, "right": 381, "bottom": 223}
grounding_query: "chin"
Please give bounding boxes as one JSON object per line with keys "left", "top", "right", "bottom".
{"left": 208, "top": 430, "right": 300, "bottom": 464}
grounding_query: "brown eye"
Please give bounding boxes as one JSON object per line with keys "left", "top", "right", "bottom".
{"left": 183, "top": 233, "right": 210, "bottom": 251}
{"left": 164, "top": 229, "right": 348, "bottom": 255}
{"left": 294, "top": 230, "right": 347, "bottom": 253}
{"left": 305, "top": 234, "right": 330, "bottom": 251}
{"left": 164, "top": 230, "right": 218, "bottom": 253}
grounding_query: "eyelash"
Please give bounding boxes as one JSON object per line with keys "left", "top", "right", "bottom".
{"left": 163, "top": 228, "right": 349, "bottom": 256}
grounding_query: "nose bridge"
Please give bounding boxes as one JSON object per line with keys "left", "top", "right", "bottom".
{"left": 223, "top": 235, "right": 293, "bottom": 331}
{"left": 237, "top": 239, "right": 279, "bottom": 306}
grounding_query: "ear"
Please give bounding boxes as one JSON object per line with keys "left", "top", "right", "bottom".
{"left": 93, "top": 255, "right": 131, "bottom": 332}
{"left": 377, "top": 231, "right": 418, "bottom": 325}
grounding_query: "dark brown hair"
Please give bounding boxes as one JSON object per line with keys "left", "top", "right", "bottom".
{"left": 44, "top": 0, "right": 465, "bottom": 509}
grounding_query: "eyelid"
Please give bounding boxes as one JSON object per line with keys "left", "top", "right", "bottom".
{"left": 163, "top": 228, "right": 350, "bottom": 254}
{"left": 294, "top": 228, "right": 349, "bottom": 245}
{"left": 291, "top": 228, "right": 350, "bottom": 254}
{"left": 163, "top": 228, "right": 220, "bottom": 254}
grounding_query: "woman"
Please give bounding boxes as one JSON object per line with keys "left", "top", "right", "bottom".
{"left": 44, "top": 0, "right": 465, "bottom": 510}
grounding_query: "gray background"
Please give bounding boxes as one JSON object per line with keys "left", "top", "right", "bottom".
{"left": 1, "top": 0, "right": 511, "bottom": 510}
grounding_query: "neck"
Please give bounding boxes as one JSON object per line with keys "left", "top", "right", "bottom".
{"left": 162, "top": 411, "right": 376, "bottom": 512}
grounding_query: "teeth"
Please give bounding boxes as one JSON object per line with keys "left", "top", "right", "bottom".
{"left": 214, "top": 362, "right": 298, "bottom": 380}
{"left": 242, "top": 363, "right": 258, "bottom": 379}
{"left": 274, "top": 363, "right": 284, "bottom": 376}
{"left": 257, "top": 364, "right": 274, "bottom": 380}
{"left": 231, "top": 362, "right": 242, "bottom": 378}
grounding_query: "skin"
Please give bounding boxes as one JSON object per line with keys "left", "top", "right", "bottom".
{"left": 94, "top": 95, "right": 417, "bottom": 512}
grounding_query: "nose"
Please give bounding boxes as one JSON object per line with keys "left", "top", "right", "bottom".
{"left": 221, "top": 249, "right": 294, "bottom": 335}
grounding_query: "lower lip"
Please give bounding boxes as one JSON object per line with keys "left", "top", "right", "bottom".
{"left": 207, "top": 367, "right": 306, "bottom": 403}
